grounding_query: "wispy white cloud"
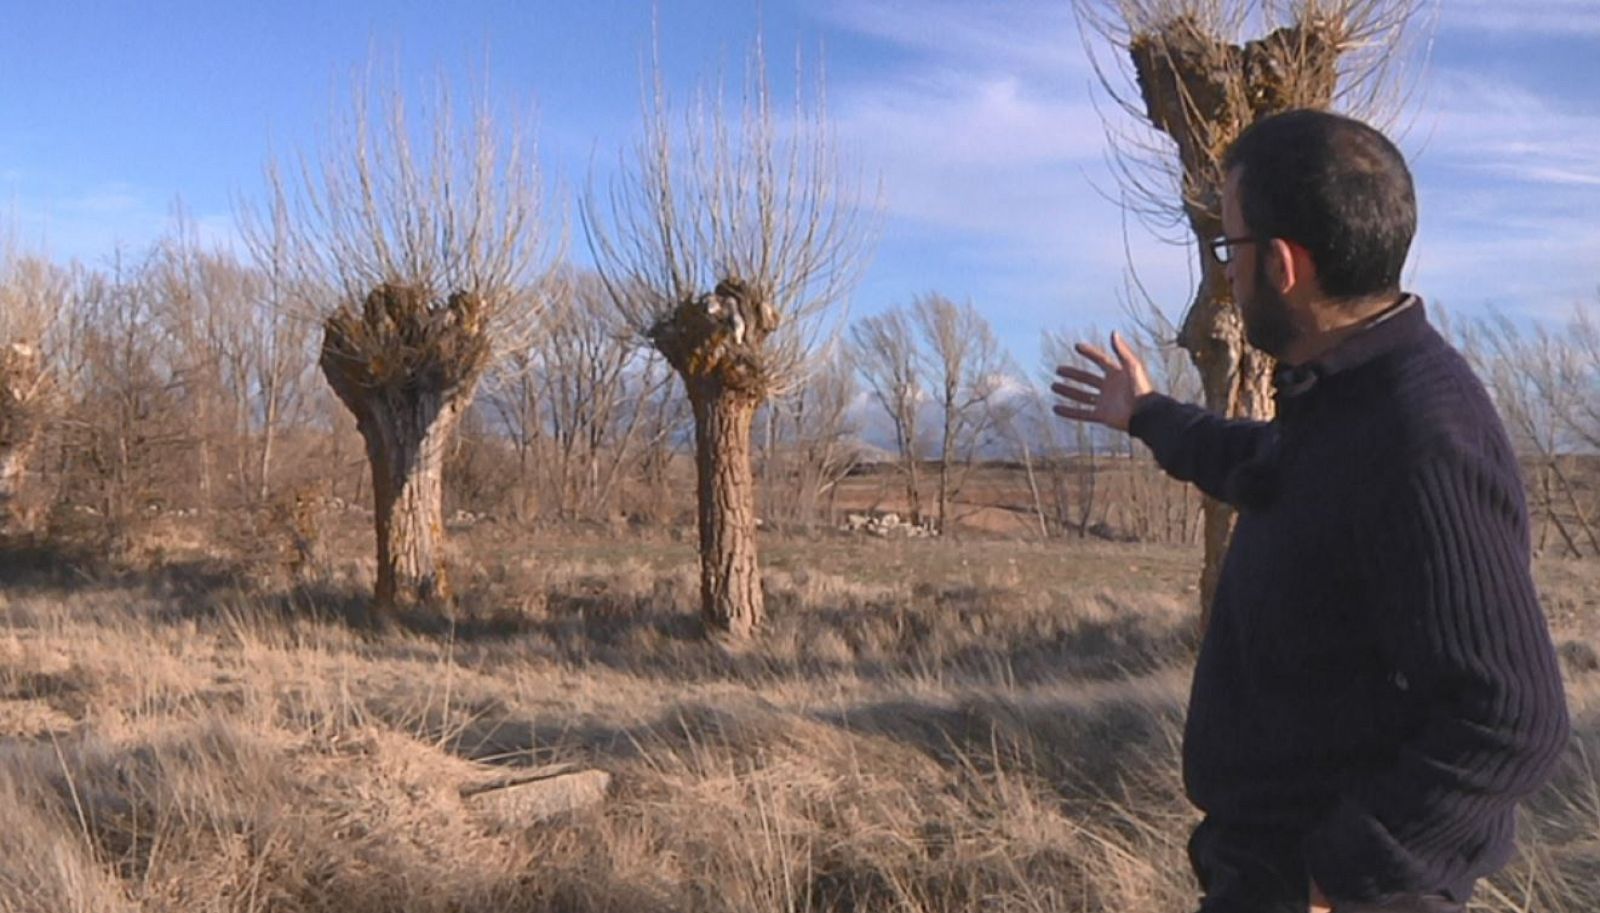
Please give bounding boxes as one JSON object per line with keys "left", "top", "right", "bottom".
{"left": 61, "top": 184, "right": 146, "bottom": 216}
{"left": 1442, "top": 0, "right": 1600, "bottom": 37}
{"left": 1500, "top": 166, "right": 1600, "bottom": 188}
{"left": 1402, "top": 65, "right": 1600, "bottom": 317}
{"left": 813, "top": 0, "right": 1087, "bottom": 80}
{"left": 816, "top": 0, "right": 1196, "bottom": 337}
{"left": 832, "top": 75, "right": 1105, "bottom": 238}
{"left": 1417, "top": 69, "right": 1600, "bottom": 188}
{"left": 3, "top": 180, "right": 238, "bottom": 265}
{"left": 1412, "top": 217, "right": 1600, "bottom": 316}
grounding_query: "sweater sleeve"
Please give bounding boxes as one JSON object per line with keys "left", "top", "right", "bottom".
{"left": 1126, "top": 393, "right": 1273, "bottom": 505}
{"left": 1302, "top": 453, "right": 1570, "bottom": 902}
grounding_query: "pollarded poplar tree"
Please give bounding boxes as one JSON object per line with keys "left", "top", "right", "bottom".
{"left": 584, "top": 49, "right": 870, "bottom": 638}
{"left": 913, "top": 293, "right": 1005, "bottom": 536}
{"left": 851, "top": 308, "right": 925, "bottom": 526}
{"left": 0, "top": 249, "right": 69, "bottom": 534}
{"left": 1073, "top": 0, "right": 1423, "bottom": 621}
{"left": 242, "top": 82, "right": 546, "bottom": 615}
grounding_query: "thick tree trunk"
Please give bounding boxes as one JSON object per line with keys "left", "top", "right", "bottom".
{"left": 689, "top": 384, "right": 763, "bottom": 638}
{"left": 318, "top": 284, "right": 491, "bottom": 618}
{"left": 1180, "top": 260, "right": 1275, "bottom": 630}
{"left": 650, "top": 278, "right": 780, "bottom": 639}
{"left": 346, "top": 388, "right": 464, "bottom": 613}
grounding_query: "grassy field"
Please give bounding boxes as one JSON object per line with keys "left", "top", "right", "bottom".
{"left": 1, "top": 513, "right": 1597, "bottom": 912}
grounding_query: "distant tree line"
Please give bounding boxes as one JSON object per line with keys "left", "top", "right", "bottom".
{"left": 5, "top": 224, "right": 1591, "bottom": 558}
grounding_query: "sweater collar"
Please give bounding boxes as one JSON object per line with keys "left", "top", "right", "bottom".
{"left": 1274, "top": 294, "right": 1427, "bottom": 398}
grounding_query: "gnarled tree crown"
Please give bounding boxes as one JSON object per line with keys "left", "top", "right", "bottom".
{"left": 321, "top": 283, "right": 492, "bottom": 409}
{"left": 650, "top": 277, "right": 778, "bottom": 398}
{"left": 1075, "top": 0, "right": 1424, "bottom": 243}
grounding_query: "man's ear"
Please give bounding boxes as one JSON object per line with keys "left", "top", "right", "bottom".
{"left": 1263, "top": 238, "right": 1297, "bottom": 293}
{"left": 1265, "top": 238, "right": 1318, "bottom": 295}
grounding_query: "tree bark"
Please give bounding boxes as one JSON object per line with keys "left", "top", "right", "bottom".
{"left": 1181, "top": 259, "right": 1276, "bottom": 629}
{"left": 342, "top": 386, "right": 465, "bottom": 613}
{"left": 689, "top": 384, "right": 763, "bottom": 638}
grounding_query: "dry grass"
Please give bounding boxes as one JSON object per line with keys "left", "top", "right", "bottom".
{"left": 0, "top": 517, "right": 1596, "bottom": 912}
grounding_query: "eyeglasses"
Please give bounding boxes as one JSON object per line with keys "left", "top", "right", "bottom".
{"left": 1208, "top": 235, "right": 1259, "bottom": 265}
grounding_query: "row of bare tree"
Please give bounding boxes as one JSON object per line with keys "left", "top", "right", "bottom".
{"left": 850, "top": 294, "right": 1008, "bottom": 534}
{"left": 0, "top": 230, "right": 315, "bottom": 530}
{"left": 1463, "top": 309, "right": 1600, "bottom": 558}
{"left": 1, "top": 219, "right": 1595, "bottom": 619}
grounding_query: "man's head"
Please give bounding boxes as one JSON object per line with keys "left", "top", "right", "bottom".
{"left": 1218, "top": 109, "right": 1416, "bottom": 359}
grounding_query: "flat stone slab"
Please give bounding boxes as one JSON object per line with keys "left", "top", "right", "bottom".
{"left": 463, "top": 768, "right": 611, "bottom": 828}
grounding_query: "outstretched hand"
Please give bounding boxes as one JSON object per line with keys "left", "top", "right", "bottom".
{"left": 1051, "top": 331, "right": 1155, "bottom": 433}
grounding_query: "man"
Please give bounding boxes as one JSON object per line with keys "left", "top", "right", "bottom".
{"left": 1052, "top": 109, "right": 1569, "bottom": 913}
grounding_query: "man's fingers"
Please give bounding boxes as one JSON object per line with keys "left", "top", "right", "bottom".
{"left": 1074, "top": 342, "right": 1117, "bottom": 373}
{"left": 1052, "top": 404, "right": 1099, "bottom": 423}
{"left": 1051, "top": 382, "right": 1097, "bottom": 405}
{"left": 1111, "top": 331, "right": 1140, "bottom": 370}
{"left": 1054, "top": 365, "right": 1104, "bottom": 387}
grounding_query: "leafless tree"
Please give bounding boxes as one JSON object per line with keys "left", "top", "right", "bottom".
{"left": 992, "top": 385, "right": 1054, "bottom": 540}
{"left": 67, "top": 252, "right": 191, "bottom": 532}
{"left": 480, "top": 271, "right": 680, "bottom": 523}
{"left": 1042, "top": 328, "right": 1110, "bottom": 537}
{"left": 629, "top": 359, "right": 693, "bottom": 522}
{"left": 480, "top": 346, "right": 545, "bottom": 518}
{"left": 1074, "top": 0, "right": 1425, "bottom": 615}
{"left": 150, "top": 219, "right": 316, "bottom": 511}
{"left": 1554, "top": 299, "right": 1600, "bottom": 454}
{"left": 913, "top": 293, "right": 1006, "bottom": 535}
{"left": 1472, "top": 304, "right": 1600, "bottom": 557}
{"left": 584, "top": 46, "right": 870, "bottom": 637}
{"left": 532, "top": 269, "right": 653, "bottom": 519}
{"left": 241, "top": 79, "right": 548, "bottom": 614}
{"left": 851, "top": 308, "right": 925, "bottom": 524}
{"left": 149, "top": 217, "right": 246, "bottom": 513}
{"left": 755, "top": 341, "right": 862, "bottom": 527}
{"left": 240, "top": 199, "right": 317, "bottom": 504}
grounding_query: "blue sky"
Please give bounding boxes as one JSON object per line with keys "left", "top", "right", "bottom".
{"left": 3, "top": 0, "right": 1597, "bottom": 370}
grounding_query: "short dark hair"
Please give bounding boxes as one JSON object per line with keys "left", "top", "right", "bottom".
{"left": 1223, "top": 109, "right": 1416, "bottom": 300}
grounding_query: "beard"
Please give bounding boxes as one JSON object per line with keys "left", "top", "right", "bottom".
{"left": 1240, "top": 258, "right": 1297, "bottom": 358}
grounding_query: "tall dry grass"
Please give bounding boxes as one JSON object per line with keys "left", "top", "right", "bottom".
{"left": 0, "top": 520, "right": 1596, "bottom": 911}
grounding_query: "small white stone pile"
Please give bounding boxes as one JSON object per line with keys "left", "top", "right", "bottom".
{"left": 840, "top": 511, "right": 938, "bottom": 538}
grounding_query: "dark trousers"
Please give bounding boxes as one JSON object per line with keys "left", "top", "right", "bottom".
{"left": 1188, "top": 817, "right": 1465, "bottom": 913}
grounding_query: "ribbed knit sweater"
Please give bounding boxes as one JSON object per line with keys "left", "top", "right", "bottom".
{"left": 1129, "top": 297, "right": 1570, "bottom": 905}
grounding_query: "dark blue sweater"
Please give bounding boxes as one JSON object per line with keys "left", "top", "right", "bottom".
{"left": 1130, "top": 298, "right": 1569, "bottom": 905}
